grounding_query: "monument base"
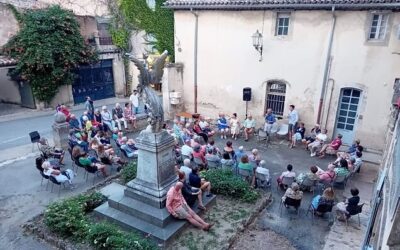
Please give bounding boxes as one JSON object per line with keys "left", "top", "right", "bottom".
{"left": 95, "top": 183, "right": 216, "bottom": 243}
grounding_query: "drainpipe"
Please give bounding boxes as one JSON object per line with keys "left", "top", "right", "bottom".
{"left": 191, "top": 9, "right": 199, "bottom": 113}
{"left": 324, "top": 78, "right": 335, "bottom": 129}
{"left": 317, "top": 6, "right": 336, "bottom": 125}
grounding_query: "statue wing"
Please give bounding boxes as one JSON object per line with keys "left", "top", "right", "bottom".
{"left": 150, "top": 50, "right": 168, "bottom": 84}
{"left": 125, "top": 53, "right": 149, "bottom": 86}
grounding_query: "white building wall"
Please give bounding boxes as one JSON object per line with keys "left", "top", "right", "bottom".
{"left": 174, "top": 10, "right": 400, "bottom": 151}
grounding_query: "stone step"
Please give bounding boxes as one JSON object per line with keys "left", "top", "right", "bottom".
{"left": 108, "top": 195, "right": 173, "bottom": 227}
{"left": 94, "top": 202, "right": 186, "bottom": 242}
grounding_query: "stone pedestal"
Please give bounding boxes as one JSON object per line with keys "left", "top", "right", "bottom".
{"left": 94, "top": 130, "right": 216, "bottom": 243}
{"left": 52, "top": 122, "right": 69, "bottom": 149}
{"left": 125, "top": 130, "right": 177, "bottom": 208}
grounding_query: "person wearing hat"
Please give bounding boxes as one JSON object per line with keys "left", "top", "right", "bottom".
{"left": 101, "top": 106, "right": 114, "bottom": 132}
{"left": 38, "top": 138, "right": 65, "bottom": 165}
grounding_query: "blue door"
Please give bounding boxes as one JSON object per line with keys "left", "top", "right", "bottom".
{"left": 334, "top": 88, "right": 361, "bottom": 145}
{"left": 72, "top": 59, "right": 115, "bottom": 104}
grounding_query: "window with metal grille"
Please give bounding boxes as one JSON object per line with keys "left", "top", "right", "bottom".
{"left": 97, "top": 23, "right": 113, "bottom": 45}
{"left": 369, "top": 14, "right": 389, "bottom": 40}
{"left": 266, "top": 81, "right": 286, "bottom": 116}
{"left": 275, "top": 13, "right": 290, "bottom": 36}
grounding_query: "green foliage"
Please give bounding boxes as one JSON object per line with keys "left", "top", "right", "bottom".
{"left": 2, "top": 5, "right": 98, "bottom": 103}
{"left": 121, "top": 160, "right": 138, "bottom": 183}
{"left": 110, "top": 28, "right": 131, "bottom": 51}
{"left": 87, "top": 223, "right": 157, "bottom": 250}
{"left": 120, "top": 0, "right": 174, "bottom": 61}
{"left": 202, "top": 169, "right": 260, "bottom": 203}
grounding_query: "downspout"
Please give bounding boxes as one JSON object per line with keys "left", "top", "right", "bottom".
{"left": 317, "top": 6, "right": 336, "bottom": 124}
{"left": 324, "top": 78, "right": 335, "bottom": 129}
{"left": 190, "top": 9, "right": 199, "bottom": 113}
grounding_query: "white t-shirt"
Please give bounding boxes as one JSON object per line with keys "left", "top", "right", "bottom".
{"left": 181, "top": 145, "right": 193, "bottom": 157}
{"left": 199, "top": 121, "right": 209, "bottom": 130}
{"left": 281, "top": 171, "right": 296, "bottom": 178}
{"left": 317, "top": 133, "right": 327, "bottom": 142}
{"left": 180, "top": 166, "right": 192, "bottom": 182}
{"left": 130, "top": 93, "right": 139, "bottom": 107}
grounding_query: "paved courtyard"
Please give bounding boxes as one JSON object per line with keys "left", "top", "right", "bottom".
{"left": 0, "top": 116, "right": 378, "bottom": 249}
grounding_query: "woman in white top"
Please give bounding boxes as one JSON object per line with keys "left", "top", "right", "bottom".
{"left": 277, "top": 164, "right": 296, "bottom": 188}
{"left": 230, "top": 113, "right": 240, "bottom": 140}
{"left": 42, "top": 161, "right": 75, "bottom": 186}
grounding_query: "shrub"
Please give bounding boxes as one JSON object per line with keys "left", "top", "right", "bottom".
{"left": 202, "top": 169, "right": 260, "bottom": 203}
{"left": 87, "top": 223, "right": 157, "bottom": 250}
{"left": 121, "top": 160, "right": 138, "bottom": 183}
{"left": 44, "top": 192, "right": 106, "bottom": 239}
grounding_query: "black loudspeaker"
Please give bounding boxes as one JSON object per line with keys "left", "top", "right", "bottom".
{"left": 29, "top": 131, "right": 40, "bottom": 143}
{"left": 243, "top": 87, "right": 252, "bottom": 101}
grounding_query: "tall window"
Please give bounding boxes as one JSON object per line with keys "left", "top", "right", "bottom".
{"left": 97, "top": 23, "right": 113, "bottom": 45}
{"left": 275, "top": 13, "right": 290, "bottom": 36}
{"left": 266, "top": 81, "right": 286, "bottom": 116}
{"left": 369, "top": 13, "right": 389, "bottom": 40}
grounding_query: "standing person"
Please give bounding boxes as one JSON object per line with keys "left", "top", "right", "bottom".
{"left": 124, "top": 102, "right": 137, "bottom": 129}
{"left": 112, "top": 103, "right": 128, "bottom": 131}
{"left": 230, "top": 113, "right": 240, "bottom": 140}
{"left": 264, "top": 108, "right": 276, "bottom": 135}
{"left": 243, "top": 115, "right": 256, "bottom": 141}
{"left": 287, "top": 105, "right": 299, "bottom": 141}
{"left": 166, "top": 182, "right": 213, "bottom": 231}
{"left": 130, "top": 89, "right": 140, "bottom": 114}
{"left": 85, "top": 96, "right": 94, "bottom": 120}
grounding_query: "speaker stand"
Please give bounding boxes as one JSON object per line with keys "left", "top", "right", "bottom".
{"left": 245, "top": 101, "right": 248, "bottom": 119}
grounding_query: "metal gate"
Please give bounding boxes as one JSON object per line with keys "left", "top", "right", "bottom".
{"left": 72, "top": 59, "right": 115, "bottom": 104}
{"left": 18, "top": 81, "right": 36, "bottom": 109}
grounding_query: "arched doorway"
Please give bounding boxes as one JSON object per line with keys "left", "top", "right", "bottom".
{"left": 334, "top": 88, "right": 362, "bottom": 145}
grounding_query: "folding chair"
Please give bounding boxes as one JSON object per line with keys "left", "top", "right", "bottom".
{"left": 238, "top": 168, "right": 251, "bottom": 183}
{"left": 49, "top": 175, "right": 65, "bottom": 196}
{"left": 256, "top": 171, "right": 271, "bottom": 189}
{"left": 277, "top": 176, "right": 295, "bottom": 190}
{"left": 207, "top": 159, "right": 221, "bottom": 169}
{"left": 280, "top": 197, "right": 301, "bottom": 217}
{"left": 333, "top": 174, "right": 348, "bottom": 189}
{"left": 276, "top": 124, "right": 289, "bottom": 138}
{"left": 29, "top": 131, "right": 41, "bottom": 152}
{"left": 300, "top": 177, "right": 318, "bottom": 194}
{"left": 345, "top": 203, "right": 364, "bottom": 229}
{"left": 307, "top": 202, "right": 334, "bottom": 225}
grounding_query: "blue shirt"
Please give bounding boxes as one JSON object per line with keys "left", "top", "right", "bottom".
{"left": 288, "top": 110, "right": 299, "bottom": 125}
{"left": 69, "top": 119, "right": 80, "bottom": 130}
{"left": 347, "top": 144, "right": 357, "bottom": 154}
{"left": 218, "top": 117, "right": 229, "bottom": 129}
{"left": 189, "top": 173, "right": 201, "bottom": 188}
{"left": 265, "top": 113, "right": 276, "bottom": 124}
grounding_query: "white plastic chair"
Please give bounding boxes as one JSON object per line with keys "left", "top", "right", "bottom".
{"left": 277, "top": 124, "right": 289, "bottom": 137}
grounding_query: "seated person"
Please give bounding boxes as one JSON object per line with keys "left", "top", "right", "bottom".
{"left": 243, "top": 115, "right": 256, "bottom": 141}
{"left": 175, "top": 159, "right": 193, "bottom": 182}
{"left": 221, "top": 152, "right": 235, "bottom": 169}
{"left": 127, "top": 138, "right": 138, "bottom": 151}
{"left": 335, "top": 145, "right": 363, "bottom": 165}
{"left": 189, "top": 167, "right": 213, "bottom": 197}
{"left": 205, "top": 148, "right": 221, "bottom": 165}
{"left": 281, "top": 182, "right": 303, "bottom": 205}
{"left": 181, "top": 139, "right": 194, "bottom": 159}
{"left": 124, "top": 102, "right": 136, "bottom": 129}
{"left": 120, "top": 137, "right": 138, "bottom": 158}
{"left": 80, "top": 111, "right": 89, "bottom": 129}
{"left": 302, "top": 124, "right": 321, "bottom": 149}
{"left": 289, "top": 122, "right": 306, "bottom": 148}
{"left": 353, "top": 151, "right": 363, "bottom": 173}
{"left": 205, "top": 139, "right": 220, "bottom": 156}
{"left": 192, "top": 144, "right": 207, "bottom": 167}
{"left": 347, "top": 139, "right": 361, "bottom": 155}
{"left": 59, "top": 105, "right": 71, "bottom": 122}
{"left": 336, "top": 188, "right": 360, "bottom": 220}
{"left": 178, "top": 171, "right": 206, "bottom": 210}
{"left": 193, "top": 120, "right": 208, "bottom": 143}
{"left": 255, "top": 160, "right": 271, "bottom": 187}
{"left": 317, "top": 164, "right": 336, "bottom": 183}
{"left": 42, "top": 161, "right": 75, "bottom": 188}
{"left": 334, "top": 159, "right": 350, "bottom": 177}
{"left": 116, "top": 131, "right": 124, "bottom": 145}
{"left": 264, "top": 108, "right": 276, "bottom": 135}
{"left": 311, "top": 187, "right": 335, "bottom": 215}
{"left": 101, "top": 106, "right": 114, "bottom": 132}
{"left": 277, "top": 164, "right": 296, "bottom": 188}
{"left": 183, "top": 123, "right": 194, "bottom": 140}
{"left": 97, "top": 144, "right": 125, "bottom": 167}
{"left": 173, "top": 120, "right": 184, "bottom": 144}
{"left": 68, "top": 114, "right": 81, "bottom": 132}
{"left": 112, "top": 103, "right": 128, "bottom": 131}
{"left": 223, "top": 141, "right": 236, "bottom": 161}
{"left": 166, "top": 182, "right": 213, "bottom": 231}
{"left": 78, "top": 152, "right": 108, "bottom": 177}
{"left": 296, "top": 165, "right": 319, "bottom": 186}
{"left": 199, "top": 116, "right": 215, "bottom": 137}
{"left": 238, "top": 155, "right": 255, "bottom": 186}
{"left": 308, "top": 129, "right": 328, "bottom": 157}
{"left": 38, "top": 138, "right": 65, "bottom": 165}
{"left": 217, "top": 113, "right": 230, "bottom": 139}
{"left": 318, "top": 134, "right": 343, "bottom": 158}
{"left": 71, "top": 145, "right": 85, "bottom": 162}
{"left": 249, "top": 148, "right": 261, "bottom": 167}
{"left": 230, "top": 113, "right": 240, "bottom": 140}
{"left": 82, "top": 115, "right": 94, "bottom": 134}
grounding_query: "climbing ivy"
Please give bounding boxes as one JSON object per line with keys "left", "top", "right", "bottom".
{"left": 119, "top": 0, "right": 174, "bottom": 61}
{"left": 2, "top": 5, "right": 98, "bottom": 104}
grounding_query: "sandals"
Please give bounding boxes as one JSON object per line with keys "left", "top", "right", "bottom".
{"left": 198, "top": 205, "right": 206, "bottom": 211}
{"left": 203, "top": 223, "right": 215, "bottom": 231}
